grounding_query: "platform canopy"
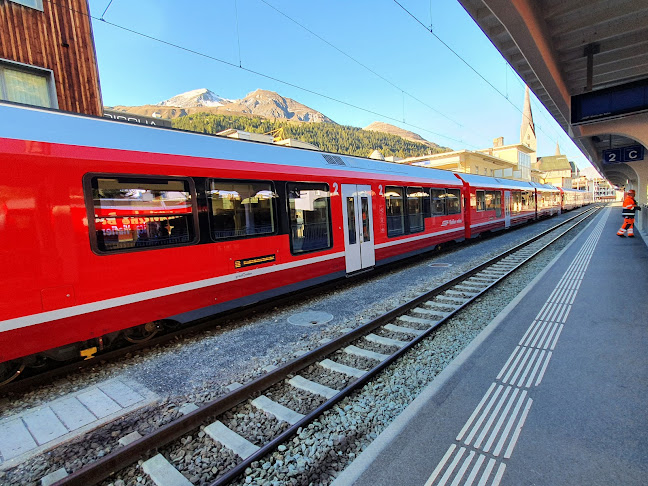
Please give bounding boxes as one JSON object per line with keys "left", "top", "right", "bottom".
{"left": 457, "top": 0, "right": 648, "bottom": 190}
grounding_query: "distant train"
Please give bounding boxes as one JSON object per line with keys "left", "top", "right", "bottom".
{"left": 0, "top": 103, "right": 591, "bottom": 384}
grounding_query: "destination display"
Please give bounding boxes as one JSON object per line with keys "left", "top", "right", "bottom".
{"left": 571, "top": 78, "right": 648, "bottom": 125}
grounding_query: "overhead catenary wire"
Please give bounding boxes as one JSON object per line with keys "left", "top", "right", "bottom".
{"left": 258, "top": 0, "right": 464, "bottom": 128}
{"left": 42, "top": 0, "right": 475, "bottom": 148}
{"left": 392, "top": 0, "right": 588, "bottom": 165}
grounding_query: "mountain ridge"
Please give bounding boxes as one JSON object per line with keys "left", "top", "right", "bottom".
{"left": 107, "top": 88, "right": 450, "bottom": 154}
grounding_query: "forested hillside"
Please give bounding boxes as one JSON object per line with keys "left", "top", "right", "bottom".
{"left": 172, "top": 113, "right": 451, "bottom": 159}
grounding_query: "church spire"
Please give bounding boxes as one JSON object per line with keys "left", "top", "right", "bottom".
{"left": 555, "top": 142, "right": 561, "bottom": 155}
{"left": 520, "top": 86, "right": 537, "bottom": 151}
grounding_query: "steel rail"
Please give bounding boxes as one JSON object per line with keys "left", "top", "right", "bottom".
{"left": 53, "top": 206, "right": 599, "bottom": 486}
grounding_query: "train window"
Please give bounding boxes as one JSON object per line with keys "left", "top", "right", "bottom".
{"left": 288, "top": 183, "right": 332, "bottom": 254}
{"left": 385, "top": 186, "right": 405, "bottom": 237}
{"left": 486, "top": 191, "right": 502, "bottom": 217}
{"left": 346, "top": 196, "right": 357, "bottom": 245}
{"left": 446, "top": 188, "right": 461, "bottom": 215}
{"left": 207, "top": 180, "right": 277, "bottom": 239}
{"left": 90, "top": 176, "right": 195, "bottom": 252}
{"left": 430, "top": 189, "right": 446, "bottom": 216}
{"left": 476, "top": 190, "right": 486, "bottom": 211}
{"left": 511, "top": 191, "right": 522, "bottom": 212}
{"left": 407, "top": 187, "right": 425, "bottom": 233}
{"left": 521, "top": 190, "right": 533, "bottom": 210}
{"left": 361, "top": 197, "right": 371, "bottom": 242}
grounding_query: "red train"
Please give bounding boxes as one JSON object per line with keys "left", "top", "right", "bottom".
{"left": 0, "top": 103, "right": 590, "bottom": 384}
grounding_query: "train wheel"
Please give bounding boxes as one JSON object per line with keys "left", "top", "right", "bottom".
{"left": 0, "top": 360, "right": 26, "bottom": 386}
{"left": 123, "top": 322, "right": 159, "bottom": 344}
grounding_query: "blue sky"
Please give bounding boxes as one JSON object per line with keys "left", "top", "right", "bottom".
{"left": 88, "top": 0, "right": 592, "bottom": 169}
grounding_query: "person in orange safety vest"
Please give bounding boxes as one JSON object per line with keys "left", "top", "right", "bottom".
{"left": 617, "top": 189, "right": 641, "bottom": 237}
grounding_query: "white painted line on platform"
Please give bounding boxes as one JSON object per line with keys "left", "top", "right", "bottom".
{"left": 439, "top": 446, "right": 466, "bottom": 486}
{"left": 456, "top": 383, "right": 496, "bottom": 442}
{"left": 465, "top": 453, "right": 486, "bottom": 485}
{"left": 473, "top": 386, "right": 513, "bottom": 449}
{"left": 425, "top": 210, "right": 610, "bottom": 484}
{"left": 451, "top": 449, "right": 475, "bottom": 486}
{"left": 477, "top": 458, "right": 497, "bottom": 486}
{"left": 493, "top": 391, "right": 528, "bottom": 457}
{"left": 534, "top": 351, "right": 553, "bottom": 386}
{"left": 504, "top": 398, "right": 533, "bottom": 459}
{"left": 464, "top": 385, "right": 505, "bottom": 445}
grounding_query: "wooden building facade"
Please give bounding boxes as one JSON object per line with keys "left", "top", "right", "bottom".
{"left": 0, "top": 0, "right": 102, "bottom": 116}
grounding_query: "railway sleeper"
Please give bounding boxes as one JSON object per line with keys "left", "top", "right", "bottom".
{"left": 288, "top": 375, "right": 339, "bottom": 399}
{"left": 398, "top": 314, "right": 442, "bottom": 326}
{"left": 319, "top": 358, "right": 366, "bottom": 378}
{"left": 344, "top": 344, "right": 390, "bottom": 362}
{"left": 142, "top": 454, "right": 192, "bottom": 486}
{"left": 436, "top": 295, "right": 470, "bottom": 305}
{"left": 445, "top": 289, "right": 480, "bottom": 297}
{"left": 365, "top": 333, "right": 410, "bottom": 348}
{"left": 251, "top": 395, "right": 304, "bottom": 425}
{"left": 383, "top": 323, "right": 425, "bottom": 337}
{"left": 204, "top": 420, "right": 260, "bottom": 459}
{"left": 420, "top": 301, "right": 456, "bottom": 312}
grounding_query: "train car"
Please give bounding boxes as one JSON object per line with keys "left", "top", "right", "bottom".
{"left": 560, "top": 187, "right": 590, "bottom": 211}
{"left": 455, "top": 174, "right": 538, "bottom": 238}
{"left": 1, "top": 102, "right": 474, "bottom": 383}
{"left": 532, "top": 182, "right": 562, "bottom": 218}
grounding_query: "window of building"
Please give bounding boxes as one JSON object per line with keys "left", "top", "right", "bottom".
{"left": 207, "top": 180, "right": 277, "bottom": 240}
{"left": 407, "top": 187, "right": 425, "bottom": 233}
{"left": 385, "top": 186, "right": 405, "bottom": 237}
{"left": 0, "top": 59, "right": 56, "bottom": 108}
{"left": 89, "top": 176, "right": 196, "bottom": 253}
{"left": 288, "top": 182, "right": 332, "bottom": 254}
{"left": 446, "top": 188, "right": 462, "bottom": 215}
{"left": 430, "top": 189, "right": 446, "bottom": 216}
{"left": 9, "top": 0, "right": 43, "bottom": 10}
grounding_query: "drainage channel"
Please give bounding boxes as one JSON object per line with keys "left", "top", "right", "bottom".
{"left": 51, "top": 207, "right": 600, "bottom": 486}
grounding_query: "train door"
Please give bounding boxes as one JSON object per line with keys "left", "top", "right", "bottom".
{"left": 504, "top": 191, "right": 511, "bottom": 228}
{"left": 341, "top": 184, "right": 375, "bottom": 273}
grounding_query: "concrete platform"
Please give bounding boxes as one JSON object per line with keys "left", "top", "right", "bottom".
{"left": 334, "top": 206, "right": 648, "bottom": 486}
{"left": 0, "top": 378, "right": 157, "bottom": 470}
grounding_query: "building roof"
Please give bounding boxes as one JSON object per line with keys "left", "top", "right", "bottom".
{"left": 537, "top": 155, "right": 572, "bottom": 171}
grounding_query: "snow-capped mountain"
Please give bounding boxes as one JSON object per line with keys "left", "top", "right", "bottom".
{"left": 157, "top": 88, "right": 232, "bottom": 108}
{"left": 113, "top": 88, "right": 335, "bottom": 123}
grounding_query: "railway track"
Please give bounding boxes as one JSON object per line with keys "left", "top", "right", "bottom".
{"left": 44, "top": 205, "right": 600, "bottom": 486}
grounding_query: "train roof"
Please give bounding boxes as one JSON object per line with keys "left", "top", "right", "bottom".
{"left": 0, "top": 102, "right": 463, "bottom": 187}
{"left": 454, "top": 173, "right": 540, "bottom": 190}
